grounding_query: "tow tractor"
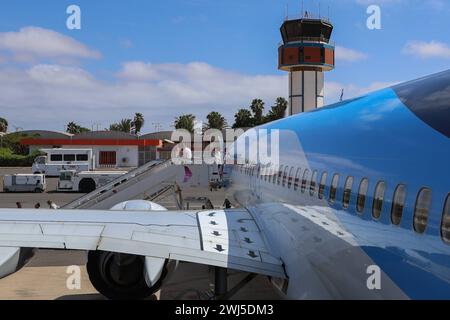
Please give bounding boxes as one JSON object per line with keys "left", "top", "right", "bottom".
{"left": 57, "top": 170, "right": 127, "bottom": 193}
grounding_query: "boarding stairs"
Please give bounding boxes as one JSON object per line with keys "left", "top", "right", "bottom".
{"left": 62, "top": 160, "right": 187, "bottom": 210}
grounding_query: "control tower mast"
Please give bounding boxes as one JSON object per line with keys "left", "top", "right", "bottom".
{"left": 278, "top": 16, "right": 335, "bottom": 115}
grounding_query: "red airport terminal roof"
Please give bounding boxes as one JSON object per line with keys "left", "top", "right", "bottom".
{"left": 20, "top": 138, "right": 162, "bottom": 147}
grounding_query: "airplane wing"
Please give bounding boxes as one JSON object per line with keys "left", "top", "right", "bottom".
{"left": 0, "top": 207, "right": 286, "bottom": 280}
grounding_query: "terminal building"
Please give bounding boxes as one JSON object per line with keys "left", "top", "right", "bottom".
{"left": 16, "top": 129, "right": 240, "bottom": 168}
{"left": 17, "top": 130, "right": 173, "bottom": 168}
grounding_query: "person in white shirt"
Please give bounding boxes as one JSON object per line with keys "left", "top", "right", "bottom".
{"left": 182, "top": 146, "right": 192, "bottom": 163}
{"left": 47, "top": 200, "right": 59, "bottom": 209}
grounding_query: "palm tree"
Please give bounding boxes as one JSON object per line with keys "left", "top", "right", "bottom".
{"left": 0, "top": 118, "right": 8, "bottom": 133}
{"left": 133, "top": 113, "right": 145, "bottom": 134}
{"left": 174, "top": 114, "right": 196, "bottom": 133}
{"left": 205, "top": 111, "right": 227, "bottom": 130}
{"left": 232, "top": 109, "right": 253, "bottom": 129}
{"left": 264, "top": 97, "right": 288, "bottom": 123}
{"left": 250, "top": 99, "right": 265, "bottom": 126}
{"left": 66, "top": 121, "right": 90, "bottom": 134}
{"left": 109, "top": 119, "right": 132, "bottom": 133}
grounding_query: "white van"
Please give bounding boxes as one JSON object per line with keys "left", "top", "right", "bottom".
{"left": 3, "top": 174, "right": 46, "bottom": 193}
{"left": 32, "top": 149, "right": 95, "bottom": 177}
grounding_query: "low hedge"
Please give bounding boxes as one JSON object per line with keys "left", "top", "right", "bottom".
{"left": 0, "top": 148, "right": 40, "bottom": 167}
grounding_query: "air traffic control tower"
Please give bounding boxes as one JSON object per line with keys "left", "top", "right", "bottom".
{"left": 279, "top": 17, "right": 335, "bottom": 115}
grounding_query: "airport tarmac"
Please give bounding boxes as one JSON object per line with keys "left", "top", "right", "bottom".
{"left": 0, "top": 167, "right": 281, "bottom": 300}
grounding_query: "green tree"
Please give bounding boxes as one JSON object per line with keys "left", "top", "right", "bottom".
{"left": 205, "top": 111, "right": 227, "bottom": 130}
{"left": 264, "top": 97, "right": 288, "bottom": 123}
{"left": 0, "top": 118, "right": 8, "bottom": 133}
{"left": 174, "top": 114, "right": 196, "bottom": 133}
{"left": 2, "top": 132, "right": 39, "bottom": 155}
{"left": 250, "top": 99, "right": 265, "bottom": 126}
{"left": 133, "top": 113, "right": 145, "bottom": 134}
{"left": 232, "top": 108, "right": 253, "bottom": 129}
{"left": 66, "top": 122, "right": 90, "bottom": 134}
{"left": 109, "top": 119, "right": 132, "bottom": 133}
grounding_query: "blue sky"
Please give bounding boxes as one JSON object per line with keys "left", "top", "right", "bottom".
{"left": 0, "top": 0, "right": 449, "bottom": 132}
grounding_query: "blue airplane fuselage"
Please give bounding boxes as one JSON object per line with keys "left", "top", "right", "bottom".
{"left": 229, "top": 70, "right": 450, "bottom": 299}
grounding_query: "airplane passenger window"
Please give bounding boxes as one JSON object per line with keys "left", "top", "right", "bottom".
{"left": 310, "top": 170, "right": 318, "bottom": 196}
{"left": 301, "top": 169, "right": 310, "bottom": 193}
{"left": 391, "top": 184, "right": 407, "bottom": 225}
{"left": 329, "top": 174, "right": 339, "bottom": 203}
{"left": 372, "top": 181, "right": 386, "bottom": 220}
{"left": 288, "top": 167, "right": 295, "bottom": 189}
{"left": 414, "top": 188, "right": 432, "bottom": 234}
{"left": 282, "top": 167, "right": 289, "bottom": 187}
{"left": 342, "top": 176, "right": 353, "bottom": 209}
{"left": 356, "top": 178, "right": 369, "bottom": 214}
{"left": 441, "top": 194, "right": 450, "bottom": 243}
{"left": 294, "top": 168, "right": 301, "bottom": 191}
{"left": 319, "top": 172, "right": 327, "bottom": 199}
{"left": 277, "top": 166, "right": 283, "bottom": 185}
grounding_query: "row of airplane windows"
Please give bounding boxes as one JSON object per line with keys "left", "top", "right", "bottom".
{"left": 238, "top": 165, "right": 450, "bottom": 244}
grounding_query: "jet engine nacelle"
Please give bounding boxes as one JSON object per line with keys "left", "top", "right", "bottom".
{"left": 86, "top": 200, "right": 178, "bottom": 300}
{"left": 109, "top": 199, "right": 168, "bottom": 211}
{"left": 0, "top": 247, "right": 35, "bottom": 280}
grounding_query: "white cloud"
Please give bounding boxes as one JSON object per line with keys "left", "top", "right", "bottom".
{"left": 403, "top": 40, "right": 450, "bottom": 59}
{"left": 0, "top": 27, "right": 396, "bottom": 131}
{"left": 0, "top": 27, "right": 101, "bottom": 62}
{"left": 335, "top": 46, "right": 368, "bottom": 62}
{"left": 0, "top": 59, "right": 400, "bottom": 131}
{"left": 0, "top": 62, "right": 287, "bottom": 131}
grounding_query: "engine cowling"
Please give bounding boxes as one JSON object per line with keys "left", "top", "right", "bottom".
{"left": 109, "top": 200, "right": 168, "bottom": 212}
{"left": 86, "top": 200, "right": 177, "bottom": 300}
{"left": 0, "top": 247, "right": 35, "bottom": 280}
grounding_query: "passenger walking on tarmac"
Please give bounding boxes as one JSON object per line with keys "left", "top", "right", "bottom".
{"left": 223, "top": 199, "right": 232, "bottom": 209}
{"left": 47, "top": 200, "right": 59, "bottom": 209}
{"left": 182, "top": 146, "right": 192, "bottom": 164}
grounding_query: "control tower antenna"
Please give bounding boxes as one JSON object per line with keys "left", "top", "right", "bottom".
{"left": 278, "top": 15, "right": 335, "bottom": 115}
